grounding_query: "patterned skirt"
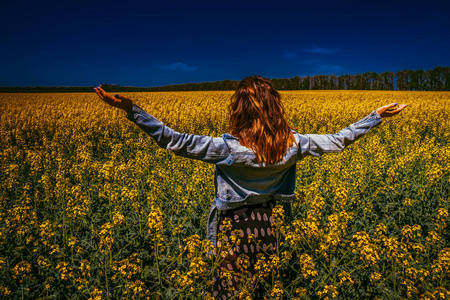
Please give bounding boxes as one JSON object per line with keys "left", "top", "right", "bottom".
{"left": 212, "top": 199, "right": 277, "bottom": 299}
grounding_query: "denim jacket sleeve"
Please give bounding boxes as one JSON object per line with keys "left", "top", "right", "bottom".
{"left": 126, "top": 104, "right": 230, "bottom": 163}
{"left": 297, "top": 110, "right": 382, "bottom": 158}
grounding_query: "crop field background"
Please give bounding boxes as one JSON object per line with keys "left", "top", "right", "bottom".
{"left": 0, "top": 90, "right": 449, "bottom": 299}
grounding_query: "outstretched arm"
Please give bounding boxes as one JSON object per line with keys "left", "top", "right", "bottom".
{"left": 93, "top": 87, "right": 230, "bottom": 164}
{"left": 297, "top": 103, "right": 408, "bottom": 158}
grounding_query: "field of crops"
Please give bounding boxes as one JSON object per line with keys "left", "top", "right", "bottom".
{"left": 0, "top": 90, "right": 449, "bottom": 299}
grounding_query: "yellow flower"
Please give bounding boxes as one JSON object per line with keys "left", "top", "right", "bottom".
{"left": 12, "top": 261, "right": 32, "bottom": 279}
{"left": 148, "top": 207, "right": 163, "bottom": 232}
{"left": 183, "top": 234, "right": 202, "bottom": 258}
{"left": 370, "top": 272, "right": 382, "bottom": 282}
{"left": 401, "top": 224, "right": 421, "bottom": 240}
{"left": 432, "top": 248, "right": 450, "bottom": 277}
{"left": 270, "top": 281, "right": 284, "bottom": 300}
{"left": 56, "top": 261, "right": 73, "bottom": 281}
{"left": 111, "top": 253, "right": 142, "bottom": 279}
{"left": 296, "top": 287, "right": 307, "bottom": 297}
{"left": 333, "top": 187, "right": 347, "bottom": 210}
{"left": 350, "top": 231, "right": 380, "bottom": 266}
{"left": 112, "top": 211, "right": 125, "bottom": 226}
{"left": 88, "top": 288, "right": 103, "bottom": 300}
{"left": 98, "top": 222, "right": 114, "bottom": 251}
{"left": 0, "top": 286, "right": 12, "bottom": 295}
{"left": 68, "top": 236, "right": 78, "bottom": 248}
{"left": 80, "top": 259, "right": 91, "bottom": 277}
{"left": 299, "top": 253, "right": 318, "bottom": 279}
{"left": 187, "top": 257, "right": 207, "bottom": 278}
{"left": 317, "top": 284, "right": 338, "bottom": 299}
{"left": 125, "top": 280, "right": 145, "bottom": 296}
{"left": 49, "top": 244, "right": 60, "bottom": 255}
{"left": 272, "top": 205, "right": 285, "bottom": 227}
{"left": 339, "top": 271, "right": 355, "bottom": 285}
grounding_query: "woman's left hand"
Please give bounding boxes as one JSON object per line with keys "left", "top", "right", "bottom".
{"left": 94, "top": 86, "right": 133, "bottom": 113}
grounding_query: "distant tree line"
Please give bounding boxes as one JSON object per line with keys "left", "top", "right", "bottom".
{"left": 1, "top": 66, "right": 449, "bottom": 92}
{"left": 272, "top": 66, "right": 450, "bottom": 91}
{"left": 0, "top": 80, "right": 240, "bottom": 93}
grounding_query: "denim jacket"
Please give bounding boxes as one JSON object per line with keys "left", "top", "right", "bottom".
{"left": 126, "top": 104, "right": 382, "bottom": 247}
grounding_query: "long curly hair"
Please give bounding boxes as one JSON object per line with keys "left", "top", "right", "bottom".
{"left": 229, "top": 75, "right": 295, "bottom": 164}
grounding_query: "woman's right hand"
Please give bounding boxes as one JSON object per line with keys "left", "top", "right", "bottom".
{"left": 94, "top": 86, "right": 133, "bottom": 113}
{"left": 376, "top": 103, "right": 409, "bottom": 118}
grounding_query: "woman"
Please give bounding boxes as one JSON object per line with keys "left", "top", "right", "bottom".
{"left": 94, "top": 76, "right": 407, "bottom": 298}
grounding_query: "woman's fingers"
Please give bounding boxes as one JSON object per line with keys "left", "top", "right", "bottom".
{"left": 94, "top": 87, "right": 116, "bottom": 106}
{"left": 391, "top": 104, "right": 409, "bottom": 115}
{"left": 114, "top": 93, "right": 128, "bottom": 101}
{"left": 376, "top": 103, "right": 397, "bottom": 115}
{"left": 376, "top": 103, "right": 409, "bottom": 118}
{"left": 96, "top": 86, "right": 107, "bottom": 95}
{"left": 385, "top": 103, "right": 398, "bottom": 110}
{"left": 94, "top": 87, "right": 105, "bottom": 100}
{"left": 94, "top": 87, "right": 110, "bottom": 102}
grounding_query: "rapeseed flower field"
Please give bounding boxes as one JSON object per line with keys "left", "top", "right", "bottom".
{"left": 0, "top": 90, "right": 449, "bottom": 299}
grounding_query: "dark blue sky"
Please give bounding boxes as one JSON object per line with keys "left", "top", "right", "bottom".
{"left": 1, "top": 0, "right": 449, "bottom": 87}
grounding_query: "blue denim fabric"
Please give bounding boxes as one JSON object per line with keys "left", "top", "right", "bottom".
{"left": 126, "top": 104, "right": 382, "bottom": 247}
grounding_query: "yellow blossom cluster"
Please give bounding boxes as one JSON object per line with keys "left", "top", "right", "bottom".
{"left": 111, "top": 253, "right": 142, "bottom": 280}
{"left": 55, "top": 261, "right": 73, "bottom": 281}
{"left": 147, "top": 207, "right": 163, "bottom": 232}
{"left": 432, "top": 248, "right": 450, "bottom": 278}
{"left": 98, "top": 222, "right": 114, "bottom": 251}
{"left": 12, "top": 261, "right": 32, "bottom": 280}
{"left": 88, "top": 288, "right": 103, "bottom": 300}
{"left": 401, "top": 224, "right": 422, "bottom": 241}
{"left": 269, "top": 280, "right": 284, "bottom": 300}
{"left": 350, "top": 231, "right": 380, "bottom": 266}
{"left": 339, "top": 271, "right": 355, "bottom": 285}
{"left": 299, "top": 253, "right": 318, "bottom": 279}
{"left": 317, "top": 284, "right": 339, "bottom": 299}
{"left": 124, "top": 280, "right": 148, "bottom": 297}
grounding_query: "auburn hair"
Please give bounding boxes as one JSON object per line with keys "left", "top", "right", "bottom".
{"left": 229, "top": 76, "right": 295, "bottom": 164}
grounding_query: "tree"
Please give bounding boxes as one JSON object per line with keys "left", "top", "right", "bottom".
{"left": 329, "top": 74, "right": 338, "bottom": 90}
{"left": 301, "top": 76, "right": 310, "bottom": 90}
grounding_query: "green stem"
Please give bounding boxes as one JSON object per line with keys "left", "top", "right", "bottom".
{"left": 155, "top": 237, "right": 163, "bottom": 296}
{"left": 104, "top": 251, "right": 110, "bottom": 299}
